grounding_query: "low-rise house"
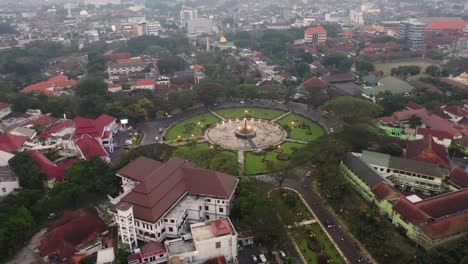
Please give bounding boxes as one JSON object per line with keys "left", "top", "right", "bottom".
{"left": 37, "top": 208, "right": 109, "bottom": 263}
{"left": 0, "top": 133, "right": 28, "bottom": 153}
{"left": 0, "top": 166, "right": 19, "bottom": 196}
{"left": 30, "top": 150, "right": 78, "bottom": 187}
{"left": 131, "top": 79, "right": 156, "bottom": 90}
{"left": 165, "top": 218, "right": 238, "bottom": 264}
{"left": 0, "top": 102, "right": 12, "bottom": 119}
{"left": 96, "top": 248, "right": 115, "bottom": 264}
{"left": 127, "top": 241, "right": 167, "bottom": 264}
{"left": 107, "top": 83, "right": 123, "bottom": 93}
{"left": 21, "top": 74, "right": 77, "bottom": 96}
{"left": 110, "top": 157, "right": 238, "bottom": 251}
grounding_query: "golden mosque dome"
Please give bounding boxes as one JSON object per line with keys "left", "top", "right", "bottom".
{"left": 459, "top": 72, "right": 468, "bottom": 80}
{"left": 219, "top": 37, "right": 228, "bottom": 43}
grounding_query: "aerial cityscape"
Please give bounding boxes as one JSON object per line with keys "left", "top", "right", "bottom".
{"left": 0, "top": 0, "right": 466, "bottom": 263}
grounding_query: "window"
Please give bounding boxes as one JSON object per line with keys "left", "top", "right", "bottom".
{"left": 164, "top": 219, "right": 168, "bottom": 223}
{"left": 219, "top": 207, "right": 224, "bottom": 213}
{"left": 159, "top": 254, "right": 164, "bottom": 257}
{"left": 205, "top": 205, "right": 209, "bottom": 211}
{"left": 150, "top": 256, "right": 156, "bottom": 261}
{"left": 170, "top": 219, "right": 175, "bottom": 223}
{"left": 215, "top": 242, "right": 221, "bottom": 248}
{"left": 169, "top": 227, "right": 174, "bottom": 232}
{"left": 1, "top": 187, "right": 5, "bottom": 193}
{"left": 206, "top": 199, "right": 211, "bottom": 202}
{"left": 206, "top": 215, "right": 210, "bottom": 220}
{"left": 161, "top": 228, "right": 166, "bottom": 233}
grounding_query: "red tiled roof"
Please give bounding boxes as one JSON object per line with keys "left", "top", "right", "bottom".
{"left": 416, "top": 127, "right": 454, "bottom": 140}
{"left": 371, "top": 182, "right": 401, "bottom": 201}
{"left": 21, "top": 75, "right": 77, "bottom": 95}
{"left": 414, "top": 189, "right": 468, "bottom": 218}
{"left": 0, "top": 133, "right": 28, "bottom": 152}
{"left": 74, "top": 117, "right": 100, "bottom": 138}
{"left": 132, "top": 79, "right": 156, "bottom": 87}
{"left": 117, "top": 156, "right": 163, "bottom": 182}
{"left": 30, "top": 150, "right": 78, "bottom": 181}
{"left": 76, "top": 134, "right": 108, "bottom": 159}
{"left": 305, "top": 26, "right": 327, "bottom": 34}
{"left": 107, "top": 83, "right": 122, "bottom": 89}
{"left": 0, "top": 102, "right": 11, "bottom": 109}
{"left": 116, "top": 57, "right": 142, "bottom": 64}
{"left": 39, "top": 120, "right": 74, "bottom": 138}
{"left": 140, "top": 241, "right": 166, "bottom": 256}
{"left": 405, "top": 137, "right": 449, "bottom": 167}
{"left": 300, "top": 77, "right": 328, "bottom": 88}
{"left": 95, "top": 114, "right": 116, "bottom": 136}
{"left": 406, "top": 101, "right": 424, "bottom": 110}
{"left": 211, "top": 219, "right": 232, "bottom": 236}
{"left": 421, "top": 211, "right": 468, "bottom": 239}
{"left": 443, "top": 105, "right": 467, "bottom": 117}
{"left": 449, "top": 168, "right": 468, "bottom": 188}
{"left": 119, "top": 157, "right": 238, "bottom": 222}
{"left": 427, "top": 21, "right": 468, "bottom": 30}
{"left": 37, "top": 208, "right": 107, "bottom": 259}
{"left": 393, "top": 197, "right": 432, "bottom": 224}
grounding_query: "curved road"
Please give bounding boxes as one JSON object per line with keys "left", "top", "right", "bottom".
{"left": 256, "top": 175, "right": 374, "bottom": 264}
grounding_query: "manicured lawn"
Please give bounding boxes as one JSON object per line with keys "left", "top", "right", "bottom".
{"left": 277, "top": 114, "right": 324, "bottom": 142}
{"left": 270, "top": 189, "right": 312, "bottom": 225}
{"left": 293, "top": 224, "right": 345, "bottom": 264}
{"left": 173, "top": 143, "right": 236, "bottom": 159}
{"left": 215, "top": 107, "right": 285, "bottom": 120}
{"left": 164, "top": 113, "right": 220, "bottom": 140}
{"left": 244, "top": 142, "right": 305, "bottom": 175}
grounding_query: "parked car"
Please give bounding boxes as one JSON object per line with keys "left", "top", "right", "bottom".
{"left": 279, "top": 251, "right": 286, "bottom": 258}
{"left": 154, "top": 136, "right": 159, "bottom": 141}
{"left": 259, "top": 254, "right": 267, "bottom": 263}
{"left": 251, "top": 255, "right": 258, "bottom": 263}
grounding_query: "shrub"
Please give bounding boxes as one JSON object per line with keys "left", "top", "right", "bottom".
{"left": 276, "top": 153, "right": 291, "bottom": 161}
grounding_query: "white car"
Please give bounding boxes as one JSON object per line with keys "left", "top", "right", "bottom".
{"left": 154, "top": 136, "right": 159, "bottom": 141}
{"left": 259, "top": 254, "right": 267, "bottom": 263}
{"left": 240, "top": 100, "right": 245, "bottom": 104}
{"left": 279, "top": 251, "right": 286, "bottom": 258}
{"left": 251, "top": 255, "right": 258, "bottom": 263}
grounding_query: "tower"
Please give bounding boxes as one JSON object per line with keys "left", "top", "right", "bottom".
{"left": 116, "top": 202, "right": 138, "bottom": 251}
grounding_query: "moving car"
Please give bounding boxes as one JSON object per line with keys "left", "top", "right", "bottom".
{"left": 259, "top": 254, "right": 267, "bottom": 263}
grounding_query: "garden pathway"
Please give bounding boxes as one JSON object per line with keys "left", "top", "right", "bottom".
{"left": 210, "top": 110, "right": 226, "bottom": 121}
{"left": 284, "top": 138, "right": 308, "bottom": 144}
{"left": 271, "top": 110, "right": 292, "bottom": 122}
{"left": 238, "top": 150, "right": 244, "bottom": 176}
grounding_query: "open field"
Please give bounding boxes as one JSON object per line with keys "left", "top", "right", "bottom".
{"left": 277, "top": 114, "right": 325, "bottom": 142}
{"left": 374, "top": 58, "right": 442, "bottom": 76}
{"left": 244, "top": 142, "right": 305, "bottom": 175}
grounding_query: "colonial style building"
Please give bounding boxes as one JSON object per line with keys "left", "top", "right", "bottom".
{"left": 304, "top": 26, "right": 327, "bottom": 45}
{"left": 110, "top": 157, "right": 238, "bottom": 250}
{"left": 341, "top": 152, "right": 468, "bottom": 249}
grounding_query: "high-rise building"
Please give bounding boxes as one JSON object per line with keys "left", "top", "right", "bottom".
{"left": 145, "top": 21, "right": 160, "bottom": 36}
{"left": 186, "top": 18, "right": 214, "bottom": 36}
{"left": 397, "top": 20, "right": 426, "bottom": 49}
{"left": 350, "top": 10, "right": 364, "bottom": 25}
{"left": 180, "top": 7, "right": 198, "bottom": 25}
{"left": 304, "top": 26, "right": 327, "bottom": 45}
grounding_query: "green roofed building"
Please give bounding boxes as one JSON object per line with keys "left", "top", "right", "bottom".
{"left": 362, "top": 76, "right": 415, "bottom": 102}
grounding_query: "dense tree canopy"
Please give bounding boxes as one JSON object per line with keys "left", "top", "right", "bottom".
{"left": 320, "top": 96, "right": 383, "bottom": 123}
{"left": 194, "top": 81, "right": 226, "bottom": 106}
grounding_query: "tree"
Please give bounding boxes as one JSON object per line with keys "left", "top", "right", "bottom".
{"left": 425, "top": 65, "right": 441, "bottom": 77}
{"left": 270, "top": 166, "right": 294, "bottom": 191}
{"left": 194, "top": 81, "right": 226, "bottom": 106}
{"left": 295, "top": 62, "right": 311, "bottom": 78}
{"left": 157, "top": 55, "right": 186, "bottom": 74}
{"left": 378, "top": 143, "right": 402, "bottom": 157}
{"left": 322, "top": 52, "right": 352, "bottom": 73}
{"left": 118, "top": 143, "right": 174, "bottom": 168}
{"left": 75, "top": 77, "right": 107, "bottom": 96}
{"left": 355, "top": 59, "right": 375, "bottom": 74}
{"left": 320, "top": 96, "right": 383, "bottom": 123}
{"left": 408, "top": 114, "right": 421, "bottom": 128}
{"left": 9, "top": 152, "right": 46, "bottom": 190}
{"left": 233, "top": 84, "right": 259, "bottom": 100}
{"left": 113, "top": 245, "right": 131, "bottom": 264}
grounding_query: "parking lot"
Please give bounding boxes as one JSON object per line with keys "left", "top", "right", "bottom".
{"left": 237, "top": 241, "right": 302, "bottom": 264}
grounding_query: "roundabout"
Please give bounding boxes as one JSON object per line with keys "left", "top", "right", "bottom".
{"left": 206, "top": 118, "right": 287, "bottom": 151}
{"left": 162, "top": 107, "right": 325, "bottom": 175}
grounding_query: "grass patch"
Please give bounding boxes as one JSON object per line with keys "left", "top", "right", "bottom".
{"left": 172, "top": 143, "right": 235, "bottom": 159}
{"left": 215, "top": 107, "right": 285, "bottom": 120}
{"left": 374, "top": 58, "right": 441, "bottom": 76}
{"left": 165, "top": 113, "right": 219, "bottom": 141}
{"left": 270, "top": 189, "right": 312, "bottom": 225}
{"left": 293, "top": 224, "right": 345, "bottom": 264}
{"left": 244, "top": 142, "right": 305, "bottom": 175}
{"left": 277, "top": 114, "right": 324, "bottom": 142}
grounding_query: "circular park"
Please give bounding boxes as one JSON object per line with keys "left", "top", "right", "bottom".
{"left": 163, "top": 107, "right": 325, "bottom": 175}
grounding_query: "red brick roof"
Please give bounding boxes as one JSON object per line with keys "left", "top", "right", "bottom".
{"left": 300, "top": 77, "right": 328, "bottom": 88}
{"left": 21, "top": 75, "right": 77, "bottom": 95}
{"left": 74, "top": 114, "right": 115, "bottom": 139}
{"left": 449, "top": 168, "right": 468, "bottom": 188}
{"left": 421, "top": 211, "right": 468, "bottom": 239}
{"left": 211, "top": 219, "right": 232, "bottom": 236}
{"left": 0, "top": 133, "right": 28, "bottom": 152}
{"left": 117, "top": 156, "right": 163, "bottom": 182}
{"left": 426, "top": 21, "right": 468, "bottom": 30}
{"left": 39, "top": 120, "right": 74, "bottom": 138}
{"left": 405, "top": 137, "right": 449, "bottom": 167}
{"left": 414, "top": 189, "right": 468, "bottom": 218}
{"left": 37, "top": 208, "right": 107, "bottom": 259}
{"left": 132, "top": 79, "right": 156, "bottom": 87}
{"left": 416, "top": 127, "right": 454, "bottom": 140}
{"left": 0, "top": 102, "right": 11, "bottom": 109}
{"left": 75, "top": 134, "right": 108, "bottom": 159}
{"left": 140, "top": 241, "right": 166, "bottom": 256}
{"left": 305, "top": 26, "right": 327, "bottom": 34}
{"left": 30, "top": 150, "right": 78, "bottom": 181}
{"left": 406, "top": 101, "right": 424, "bottom": 110}
{"left": 393, "top": 197, "right": 432, "bottom": 224}
{"left": 371, "top": 182, "right": 401, "bottom": 201}
{"left": 118, "top": 157, "right": 238, "bottom": 222}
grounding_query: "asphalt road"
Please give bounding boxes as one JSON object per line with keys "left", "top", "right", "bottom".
{"left": 255, "top": 175, "right": 372, "bottom": 264}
